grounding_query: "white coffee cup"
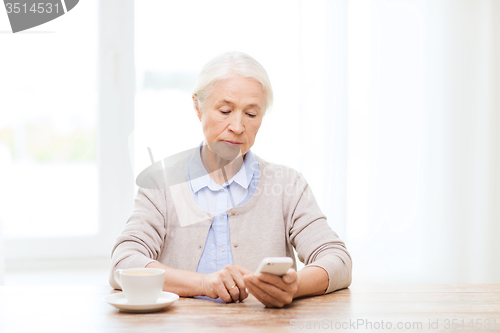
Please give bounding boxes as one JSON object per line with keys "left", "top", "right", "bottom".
{"left": 114, "top": 268, "right": 165, "bottom": 304}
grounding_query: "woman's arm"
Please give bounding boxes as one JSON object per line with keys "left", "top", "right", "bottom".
{"left": 244, "top": 172, "right": 352, "bottom": 307}
{"left": 145, "top": 261, "right": 205, "bottom": 297}
{"left": 294, "top": 265, "right": 329, "bottom": 298}
{"left": 287, "top": 173, "right": 352, "bottom": 294}
{"left": 145, "top": 261, "right": 252, "bottom": 302}
{"left": 109, "top": 181, "right": 167, "bottom": 290}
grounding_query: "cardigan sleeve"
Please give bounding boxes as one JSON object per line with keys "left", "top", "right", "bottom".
{"left": 108, "top": 176, "right": 167, "bottom": 290}
{"left": 287, "top": 173, "right": 352, "bottom": 294}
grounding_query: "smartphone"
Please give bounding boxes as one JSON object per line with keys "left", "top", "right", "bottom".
{"left": 255, "top": 257, "right": 293, "bottom": 277}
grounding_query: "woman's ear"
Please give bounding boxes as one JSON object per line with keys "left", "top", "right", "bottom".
{"left": 192, "top": 94, "right": 201, "bottom": 121}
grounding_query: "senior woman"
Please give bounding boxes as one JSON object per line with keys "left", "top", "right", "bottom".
{"left": 110, "top": 51, "right": 352, "bottom": 308}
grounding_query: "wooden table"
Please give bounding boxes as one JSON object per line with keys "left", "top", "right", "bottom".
{"left": 1, "top": 284, "right": 499, "bottom": 332}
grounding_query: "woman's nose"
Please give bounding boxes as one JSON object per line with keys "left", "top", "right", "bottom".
{"left": 229, "top": 112, "right": 244, "bottom": 134}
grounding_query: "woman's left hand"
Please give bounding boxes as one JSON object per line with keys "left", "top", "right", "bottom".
{"left": 243, "top": 268, "right": 298, "bottom": 308}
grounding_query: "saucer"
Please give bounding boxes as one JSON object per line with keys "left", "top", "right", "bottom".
{"left": 104, "top": 291, "right": 179, "bottom": 313}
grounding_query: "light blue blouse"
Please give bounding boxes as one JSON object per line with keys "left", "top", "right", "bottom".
{"left": 185, "top": 143, "right": 259, "bottom": 276}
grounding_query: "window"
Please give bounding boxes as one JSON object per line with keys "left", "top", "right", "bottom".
{"left": 1, "top": 0, "right": 135, "bottom": 263}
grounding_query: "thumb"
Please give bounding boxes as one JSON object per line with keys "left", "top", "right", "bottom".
{"left": 282, "top": 269, "right": 296, "bottom": 283}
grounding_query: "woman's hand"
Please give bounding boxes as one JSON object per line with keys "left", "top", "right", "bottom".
{"left": 201, "top": 265, "right": 252, "bottom": 303}
{"left": 243, "top": 268, "right": 298, "bottom": 308}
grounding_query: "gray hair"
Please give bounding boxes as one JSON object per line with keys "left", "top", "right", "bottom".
{"left": 192, "top": 51, "right": 273, "bottom": 114}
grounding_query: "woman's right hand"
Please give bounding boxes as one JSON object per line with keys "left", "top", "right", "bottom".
{"left": 201, "top": 265, "right": 253, "bottom": 302}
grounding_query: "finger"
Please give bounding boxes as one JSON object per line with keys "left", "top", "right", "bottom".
{"left": 252, "top": 274, "right": 290, "bottom": 300}
{"left": 256, "top": 270, "right": 297, "bottom": 295}
{"left": 213, "top": 278, "right": 232, "bottom": 303}
{"left": 246, "top": 274, "right": 287, "bottom": 307}
{"left": 223, "top": 278, "right": 240, "bottom": 302}
{"left": 244, "top": 275, "right": 284, "bottom": 308}
{"left": 255, "top": 273, "right": 285, "bottom": 289}
{"left": 227, "top": 282, "right": 240, "bottom": 302}
{"left": 243, "top": 276, "right": 272, "bottom": 307}
{"left": 220, "top": 268, "right": 240, "bottom": 302}
{"left": 256, "top": 272, "right": 287, "bottom": 291}
{"left": 282, "top": 268, "right": 297, "bottom": 284}
{"left": 230, "top": 268, "right": 249, "bottom": 301}
{"left": 238, "top": 286, "right": 248, "bottom": 302}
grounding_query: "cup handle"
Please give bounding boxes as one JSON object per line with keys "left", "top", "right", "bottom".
{"left": 114, "top": 269, "right": 123, "bottom": 289}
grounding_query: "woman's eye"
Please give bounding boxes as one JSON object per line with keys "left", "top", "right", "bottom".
{"left": 247, "top": 113, "right": 257, "bottom": 118}
{"left": 220, "top": 110, "right": 231, "bottom": 114}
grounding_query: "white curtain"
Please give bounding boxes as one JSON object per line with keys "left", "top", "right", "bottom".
{"left": 337, "top": 0, "right": 500, "bottom": 284}
{"left": 296, "top": 0, "right": 349, "bottom": 242}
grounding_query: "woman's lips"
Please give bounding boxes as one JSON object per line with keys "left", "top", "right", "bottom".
{"left": 223, "top": 140, "right": 242, "bottom": 145}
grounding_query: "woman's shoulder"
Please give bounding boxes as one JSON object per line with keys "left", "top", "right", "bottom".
{"left": 135, "top": 149, "right": 194, "bottom": 190}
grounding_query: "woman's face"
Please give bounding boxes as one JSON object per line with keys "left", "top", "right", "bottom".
{"left": 194, "top": 75, "right": 266, "bottom": 160}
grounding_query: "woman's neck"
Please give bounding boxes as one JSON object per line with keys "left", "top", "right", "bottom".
{"left": 200, "top": 144, "right": 244, "bottom": 186}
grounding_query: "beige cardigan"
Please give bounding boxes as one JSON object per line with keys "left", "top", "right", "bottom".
{"left": 109, "top": 155, "right": 352, "bottom": 294}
